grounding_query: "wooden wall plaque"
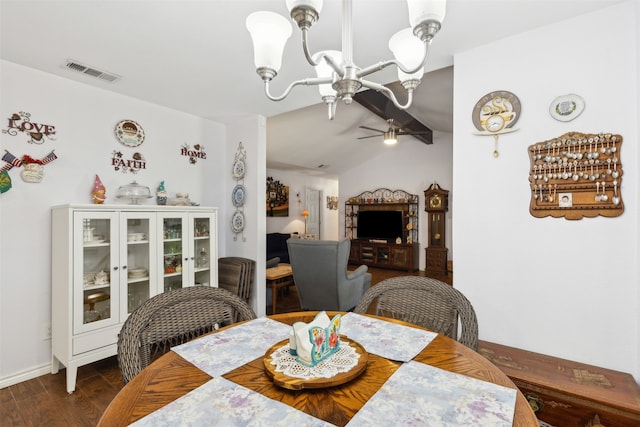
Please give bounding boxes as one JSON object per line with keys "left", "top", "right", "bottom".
{"left": 528, "top": 132, "right": 624, "bottom": 220}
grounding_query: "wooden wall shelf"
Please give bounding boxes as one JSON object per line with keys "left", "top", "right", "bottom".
{"left": 528, "top": 132, "right": 624, "bottom": 220}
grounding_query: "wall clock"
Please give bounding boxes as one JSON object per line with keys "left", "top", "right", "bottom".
{"left": 472, "top": 91, "right": 521, "bottom": 157}
{"left": 115, "top": 119, "right": 145, "bottom": 147}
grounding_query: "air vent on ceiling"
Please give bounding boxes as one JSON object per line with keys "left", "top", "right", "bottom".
{"left": 64, "top": 59, "right": 121, "bottom": 83}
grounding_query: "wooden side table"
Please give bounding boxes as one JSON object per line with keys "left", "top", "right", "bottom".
{"left": 265, "top": 263, "right": 294, "bottom": 314}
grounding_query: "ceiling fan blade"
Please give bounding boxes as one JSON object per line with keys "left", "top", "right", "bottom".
{"left": 359, "top": 125, "right": 385, "bottom": 133}
{"left": 354, "top": 89, "right": 433, "bottom": 144}
{"left": 357, "top": 134, "right": 382, "bottom": 140}
{"left": 397, "top": 130, "right": 433, "bottom": 136}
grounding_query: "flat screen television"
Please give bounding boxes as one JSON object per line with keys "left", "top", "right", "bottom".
{"left": 357, "top": 210, "right": 404, "bottom": 241}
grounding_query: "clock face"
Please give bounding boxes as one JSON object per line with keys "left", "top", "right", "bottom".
{"left": 430, "top": 195, "right": 441, "bottom": 209}
{"left": 485, "top": 115, "right": 506, "bottom": 133}
{"left": 472, "top": 91, "right": 521, "bottom": 134}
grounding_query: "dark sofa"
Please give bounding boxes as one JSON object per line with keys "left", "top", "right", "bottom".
{"left": 266, "top": 232, "right": 293, "bottom": 264}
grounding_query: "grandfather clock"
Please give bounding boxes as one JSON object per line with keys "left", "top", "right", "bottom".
{"left": 424, "top": 183, "right": 449, "bottom": 275}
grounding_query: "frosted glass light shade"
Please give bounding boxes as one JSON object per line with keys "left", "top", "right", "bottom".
{"left": 389, "top": 28, "right": 424, "bottom": 82}
{"left": 286, "top": 0, "right": 323, "bottom": 14}
{"left": 313, "top": 50, "right": 342, "bottom": 97}
{"left": 246, "top": 11, "right": 292, "bottom": 72}
{"left": 407, "top": 0, "right": 446, "bottom": 28}
{"left": 383, "top": 135, "right": 398, "bottom": 145}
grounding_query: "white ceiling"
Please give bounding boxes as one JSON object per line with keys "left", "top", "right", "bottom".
{"left": 0, "top": 0, "right": 625, "bottom": 177}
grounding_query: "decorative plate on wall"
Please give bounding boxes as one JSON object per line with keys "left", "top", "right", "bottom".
{"left": 232, "top": 184, "right": 246, "bottom": 207}
{"left": 231, "top": 210, "right": 245, "bottom": 233}
{"left": 549, "top": 94, "right": 585, "bottom": 122}
{"left": 115, "top": 120, "right": 145, "bottom": 147}
{"left": 232, "top": 158, "right": 246, "bottom": 180}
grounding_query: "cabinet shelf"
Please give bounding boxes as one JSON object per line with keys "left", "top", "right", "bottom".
{"left": 83, "top": 242, "right": 110, "bottom": 248}
{"left": 83, "top": 283, "right": 110, "bottom": 291}
{"left": 127, "top": 240, "right": 149, "bottom": 245}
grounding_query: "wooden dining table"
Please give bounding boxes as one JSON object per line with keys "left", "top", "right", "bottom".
{"left": 98, "top": 311, "right": 538, "bottom": 426}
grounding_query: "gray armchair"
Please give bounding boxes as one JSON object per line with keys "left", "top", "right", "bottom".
{"left": 287, "top": 238, "right": 371, "bottom": 311}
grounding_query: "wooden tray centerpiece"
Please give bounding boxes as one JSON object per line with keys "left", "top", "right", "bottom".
{"left": 263, "top": 336, "right": 368, "bottom": 390}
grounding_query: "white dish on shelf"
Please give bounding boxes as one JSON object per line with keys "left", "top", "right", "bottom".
{"left": 128, "top": 268, "right": 148, "bottom": 278}
{"left": 85, "top": 239, "right": 106, "bottom": 245}
{"left": 128, "top": 232, "right": 147, "bottom": 241}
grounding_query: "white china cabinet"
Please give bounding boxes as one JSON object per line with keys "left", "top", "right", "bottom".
{"left": 51, "top": 204, "right": 218, "bottom": 393}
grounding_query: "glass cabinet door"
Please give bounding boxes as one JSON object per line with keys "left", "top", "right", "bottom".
{"left": 159, "top": 214, "right": 188, "bottom": 292}
{"left": 73, "top": 211, "right": 119, "bottom": 333}
{"left": 190, "top": 214, "right": 216, "bottom": 287}
{"left": 121, "top": 212, "right": 156, "bottom": 318}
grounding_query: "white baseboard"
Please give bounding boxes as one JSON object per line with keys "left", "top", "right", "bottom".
{"left": 0, "top": 363, "right": 52, "bottom": 389}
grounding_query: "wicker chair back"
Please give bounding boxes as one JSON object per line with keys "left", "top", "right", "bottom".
{"left": 117, "top": 286, "right": 256, "bottom": 383}
{"left": 354, "top": 276, "right": 478, "bottom": 351}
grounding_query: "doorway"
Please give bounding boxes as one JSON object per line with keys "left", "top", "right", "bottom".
{"left": 305, "top": 188, "right": 321, "bottom": 239}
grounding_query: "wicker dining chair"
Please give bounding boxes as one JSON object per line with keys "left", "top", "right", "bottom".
{"left": 354, "top": 276, "right": 479, "bottom": 351}
{"left": 117, "top": 286, "right": 256, "bottom": 384}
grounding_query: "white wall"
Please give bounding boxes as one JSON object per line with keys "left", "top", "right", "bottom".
{"left": 453, "top": 2, "right": 639, "bottom": 381}
{"left": 265, "top": 169, "right": 340, "bottom": 240}
{"left": 224, "top": 116, "right": 268, "bottom": 316}
{"left": 0, "top": 60, "right": 226, "bottom": 385}
{"left": 339, "top": 131, "right": 454, "bottom": 268}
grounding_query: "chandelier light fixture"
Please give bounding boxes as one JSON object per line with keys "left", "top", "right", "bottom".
{"left": 246, "top": 0, "right": 446, "bottom": 120}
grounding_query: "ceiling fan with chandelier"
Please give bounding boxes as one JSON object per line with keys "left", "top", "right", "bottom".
{"left": 358, "top": 119, "right": 431, "bottom": 145}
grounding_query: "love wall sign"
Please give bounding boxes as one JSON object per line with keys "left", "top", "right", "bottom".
{"left": 2, "top": 112, "right": 56, "bottom": 144}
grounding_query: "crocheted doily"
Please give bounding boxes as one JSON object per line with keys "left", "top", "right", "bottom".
{"left": 268, "top": 342, "right": 360, "bottom": 380}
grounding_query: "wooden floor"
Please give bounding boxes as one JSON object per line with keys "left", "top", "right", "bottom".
{"left": 0, "top": 267, "right": 450, "bottom": 426}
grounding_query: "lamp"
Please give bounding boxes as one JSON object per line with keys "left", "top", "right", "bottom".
{"left": 383, "top": 128, "right": 398, "bottom": 145}
{"left": 246, "top": 0, "right": 446, "bottom": 120}
{"left": 301, "top": 209, "right": 309, "bottom": 234}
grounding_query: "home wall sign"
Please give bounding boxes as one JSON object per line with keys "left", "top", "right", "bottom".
{"left": 181, "top": 143, "right": 207, "bottom": 164}
{"left": 528, "top": 131, "right": 624, "bottom": 220}
{"left": 472, "top": 91, "right": 521, "bottom": 157}
{"left": 111, "top": 150, "right": 147, "bottom": 174}
{"left": 2, "top": 111, "right": 56, "bottom": 144}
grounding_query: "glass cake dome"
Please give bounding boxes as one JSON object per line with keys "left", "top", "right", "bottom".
{"left": 116, "top": 181, "right": 153, "bottom": 204}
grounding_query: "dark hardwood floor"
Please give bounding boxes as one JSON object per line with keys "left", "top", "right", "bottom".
{"left": 0, "top": 267, "right": 450, "bottom": 426}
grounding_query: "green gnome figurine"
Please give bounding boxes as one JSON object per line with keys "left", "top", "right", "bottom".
{"left": 156, "top": 181, "right": 167, "bottom": 205}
